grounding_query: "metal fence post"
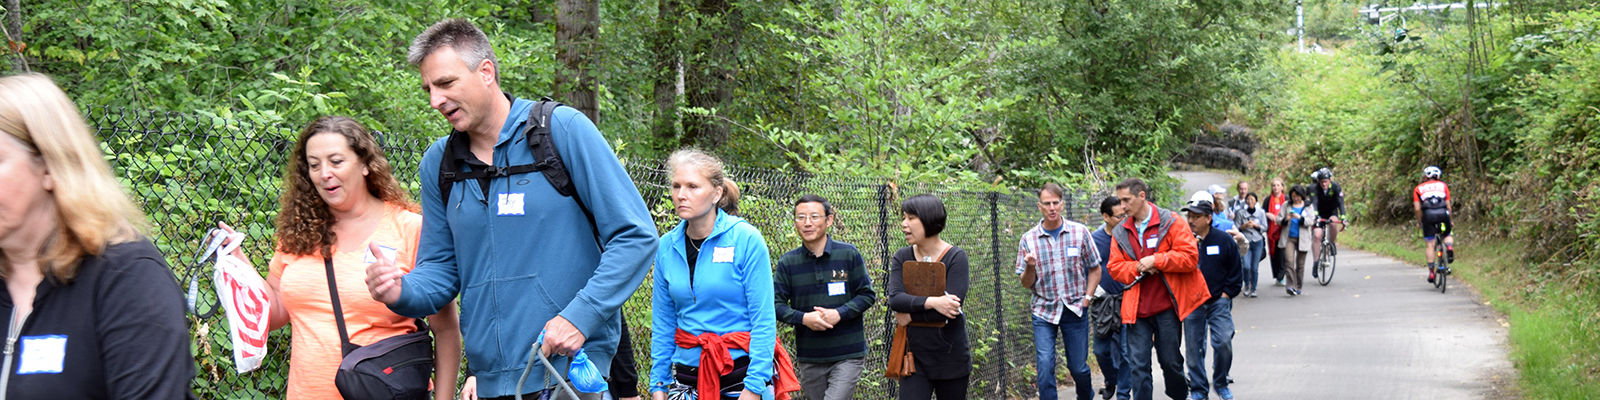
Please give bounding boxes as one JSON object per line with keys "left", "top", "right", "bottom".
{"left": 877, "top": 183, "right": 899, "bottom": 398}
{"left": 989, "top": 191, "right": 1007, "bottom": 395}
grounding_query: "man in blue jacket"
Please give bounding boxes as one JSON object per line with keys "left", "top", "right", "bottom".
{"left": 365, "top": 18, "right": 658, "bottom": 399}
{"left": 1180, "top": 199, "right": 1242, "bottom": 400}
{"left": 1091, "top": 196, "right": 1132, "bottom": 400}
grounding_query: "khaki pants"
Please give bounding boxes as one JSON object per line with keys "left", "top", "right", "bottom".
{"left": 1287, "top": 237, "right": 1308, "bottom": 290}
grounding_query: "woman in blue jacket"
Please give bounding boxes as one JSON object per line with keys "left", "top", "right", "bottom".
{"left": 649, "top": 149, "right": 796, "bottom": 400}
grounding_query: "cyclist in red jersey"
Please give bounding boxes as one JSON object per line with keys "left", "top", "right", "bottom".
{"left": 1413, "top": 166, "right": 1454, "bottom": 283}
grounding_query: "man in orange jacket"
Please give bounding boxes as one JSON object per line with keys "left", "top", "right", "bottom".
{"left": 1107, "top": 178, "right": 1210, "bottom": 400}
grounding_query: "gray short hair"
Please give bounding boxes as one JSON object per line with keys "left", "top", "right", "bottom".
{"left": 408, "top": 18, "right": 500, "bottom": 83}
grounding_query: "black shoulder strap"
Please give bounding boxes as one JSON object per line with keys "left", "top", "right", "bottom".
{"left": 324, "top": 257, "right": 357, "bottom": 356}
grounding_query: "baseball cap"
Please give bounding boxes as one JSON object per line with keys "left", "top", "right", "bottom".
{"left": 1183, "top": 199, "right": 1214, "bottom": 215}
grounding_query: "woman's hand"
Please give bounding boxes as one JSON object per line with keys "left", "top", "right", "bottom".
{"left": 738, "top": 389, "right": 762, "bottom": 400}
{"left": 651, "top": 391, "right": 668, "bottom": 400}
{"left": 925, "top": 294, "right": 962, "bottom": 319}
{"left": 458, "top": 376, "right": 477, "bottom": 400}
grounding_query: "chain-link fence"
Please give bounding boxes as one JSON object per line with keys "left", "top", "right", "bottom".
{"left": 88, "top": 106, "right": 1108, "bottom": 399}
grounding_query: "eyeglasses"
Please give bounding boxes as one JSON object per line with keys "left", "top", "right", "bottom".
{"left": 1038, "top": 201, "right": 1063, "bottom": 207}
{"left": 794, "top": 214, "right": 827, "bottom": 223}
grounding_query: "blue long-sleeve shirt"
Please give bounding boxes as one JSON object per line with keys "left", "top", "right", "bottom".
{"left": 391, "top": 96, "right": 658, "bottom": 398}
{"left": 1092, "top": 225, "right": 1124, "bottom": 295}
{"left": 650, "top": 210, "right": 777, "bottom": 394}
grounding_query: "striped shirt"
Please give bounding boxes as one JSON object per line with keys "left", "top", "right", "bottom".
{"left": 774, "top": 238, "right": 876, "bottom": 362}
{"left": 1015, "top": 220, "right": 1101, "bottom": 324}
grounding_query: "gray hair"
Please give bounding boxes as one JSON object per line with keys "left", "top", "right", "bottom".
{"left": 408, "top": 18, "right": 500, "bottom": 83}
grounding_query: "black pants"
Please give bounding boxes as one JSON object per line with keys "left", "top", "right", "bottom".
{"left": 898, "top": 373, "right": 969, "bottom": 400}
{"left": 1269, "top": 244, "right": 1286, "bottom": 282}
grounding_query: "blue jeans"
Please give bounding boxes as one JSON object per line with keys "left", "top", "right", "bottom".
{"left": 1092, "top": 327, "right": 1132, "bottom": 400}
{"left": 1126, "top": 309, "right": 1187, "bottom": 400}
{"left": 1034, "top": 312, "right": 1094, "bottom": 400}
{"left": 1183, "top": 298, "right": 1235, "bottom": 398}
{"left": 1243, "top": 240, "right": 1265, "bottom": 293}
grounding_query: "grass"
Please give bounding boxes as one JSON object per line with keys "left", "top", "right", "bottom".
{"left": 1343, "top": 223, "right": 1600, "bottom": 399}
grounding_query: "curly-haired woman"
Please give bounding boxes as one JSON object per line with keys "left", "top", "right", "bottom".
{"left": 253, "top": 116, "right": 463, "bottom": 399}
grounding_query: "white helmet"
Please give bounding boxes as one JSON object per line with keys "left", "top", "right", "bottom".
{"left": 1423, "top": 166, "right": 1442, "bottom": 179}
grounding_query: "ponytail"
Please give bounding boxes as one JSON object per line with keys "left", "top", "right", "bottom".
{"left": 718, "top": 179, "right": 741, "bottom": 216}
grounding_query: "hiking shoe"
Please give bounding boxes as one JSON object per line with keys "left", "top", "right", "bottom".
{"left": 1287, "top": 287, "right": 1295, "bottom": 296}
{"left": 1216, "top": 387, "right": 1234, "bottom": 400}
{"left": 1428, "top": 271, "right": 1436, "bottom": 283}
{"left": 1188, "top": 393, "right": 1207, "bottom": 400}
{"left": 1291, "top": 288, "right": 1303, "bottom": 296}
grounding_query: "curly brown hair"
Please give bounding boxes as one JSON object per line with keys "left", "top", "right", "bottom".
{"left": 276, "top": 116, "right": 417, "bottom": 256}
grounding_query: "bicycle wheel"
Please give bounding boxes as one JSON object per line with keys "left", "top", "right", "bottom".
{"left": 1438, "top": 258, "right": 1448, "bottom": 293}
{"left": 1317, "top": 242, "right": 1335, "bottom": 286}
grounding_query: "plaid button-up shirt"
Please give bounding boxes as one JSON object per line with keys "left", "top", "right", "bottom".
{"left": 1015, "top": 219, "right": 1102, "bottom": 324}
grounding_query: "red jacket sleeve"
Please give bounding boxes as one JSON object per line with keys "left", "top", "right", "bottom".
{"left": 1108, "top": 231, "right": 1142, "bottom": 285}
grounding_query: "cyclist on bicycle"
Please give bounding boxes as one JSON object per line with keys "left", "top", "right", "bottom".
{"left": 1414, "top": 166, "right": 1454, "bottom": 283}
{"left": 1310, "top": 168, "right": 1345, "bottom": 275}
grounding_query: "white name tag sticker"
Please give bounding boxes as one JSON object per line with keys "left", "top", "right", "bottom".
{"left": 1067, "top": 248, "right": 1080, "bottom": 257}
{"left": 1145, "top": 238, "right": 1159, "bottom": 248}
{"left": 828, "top": 281, "right": 847, "bottom": 296}
{"left": 364, "top": 244, "right": 399, "bottom": 264}
{"left": 1207, "top": 245, "right": 1220, "bottom": 255}
{"left": 18, "top": 335, "right": 67, "bottom": 375}
{"left": 712, "top": 246, "right": 735, "bottom": 263}
{"left": 496, "top": 192, "right": 526, "bottom": 216}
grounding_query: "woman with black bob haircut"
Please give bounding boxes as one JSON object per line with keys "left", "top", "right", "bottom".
{"left": 886, "top": 194, "right": 971, "bottom": 399}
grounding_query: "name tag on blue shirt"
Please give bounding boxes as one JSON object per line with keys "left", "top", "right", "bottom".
{"left": 828, "top": 281, "right": 847, "bottom": 296}
{"left": 18, "top": 335, "right": 67, "bottom": 374}
{"left": 497, "top": 192, "right": 526, "bottom": 215}
{"left": 1206, "top": 245, "right": 1220, "bottom": 255}
{"left": 713, "top": 247, "right": 735, "bottom": 263}
{"left": 1067, "top": 247, "right": 1080, "bottom": 257}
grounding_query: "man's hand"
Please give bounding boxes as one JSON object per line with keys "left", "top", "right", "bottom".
{"left": 1024, "top": 248, "right": 1039, "bottom": 268}
{"left": 459, "top": 376, "right": 477, "bottom": 400}
{"left": 364, "top": 242, "right": 404, "bottom": 305}
{"left": 817, "top": 307, "right": 842, "bottom": 326}
{"left": 801, "top": 311, "right": 833, "bottom": 331}
{"left": 541, "top": 316, "right": 586, "bottom": 358}
{"left": 1137, "top": 255, "right": 1159, "bottom": 274}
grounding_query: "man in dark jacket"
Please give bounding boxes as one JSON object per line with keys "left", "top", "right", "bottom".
{"left": 1092, "top": 196, "right": 1132, "bottom": 400}
{"left": 1180, "top": 199, "right": 1242, "bottom": 400}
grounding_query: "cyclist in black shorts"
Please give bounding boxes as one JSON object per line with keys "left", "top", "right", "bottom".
{"left": 1413, "top": 166, "right": 1453, "bottom": 283}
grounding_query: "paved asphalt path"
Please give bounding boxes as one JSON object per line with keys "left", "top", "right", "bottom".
{"left": 1084, "top": 170, "right": 1518, "bottom": 399}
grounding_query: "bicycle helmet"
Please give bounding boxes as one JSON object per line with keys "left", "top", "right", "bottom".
{"left": 1423, "top": 166, "right": 1442, "bottom": 180}
{"left": 1314, "top": 167, "right": 1332, "bottom": 181}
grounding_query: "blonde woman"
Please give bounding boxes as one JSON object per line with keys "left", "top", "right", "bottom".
{"left": 0, "top": 74, "right": 195, "bottom": 398}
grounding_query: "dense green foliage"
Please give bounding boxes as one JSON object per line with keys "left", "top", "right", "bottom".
{"left": 12, "top": 0, "right": 1286, "bottom": 192}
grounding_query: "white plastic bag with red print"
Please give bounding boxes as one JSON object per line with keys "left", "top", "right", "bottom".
{"left": 193, "top": 227, "right": 272, "bottom": 373}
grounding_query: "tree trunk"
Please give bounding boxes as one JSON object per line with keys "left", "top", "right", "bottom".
{"left": 681, "top": 0, "right": 742, "bottom": 149}
{"left": 5, "top": 0, "right": 20, "bottom": 72}
{"left": 650, "top": 0, "right": 682, "bottom": 150}
{"left": 554, "top": 0, "right": 600, "bottom": 122}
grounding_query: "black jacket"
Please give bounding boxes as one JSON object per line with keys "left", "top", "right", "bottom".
{"left": 1, "top": 239, "right": 195, "bottom": 399}
{"left": 1196, "top": 229, "right": 1243, "bottom": 300}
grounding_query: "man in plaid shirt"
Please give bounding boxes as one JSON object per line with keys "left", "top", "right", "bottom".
{"left": 1018, "top": 183, "right": 1104, "bottom": 400}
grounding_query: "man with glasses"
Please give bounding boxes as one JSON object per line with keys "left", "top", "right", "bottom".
{"left": 1018, "top": 183, "right": 1102, "bottom": 400}
{"left": 774, "top": 194, "right": 876, "bottom": 400}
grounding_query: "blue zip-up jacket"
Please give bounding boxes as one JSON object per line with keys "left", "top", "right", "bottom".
{"left": 649, "top": 210, "right": 777, "bottom": 394}
{"left": 391, "top": 97, "right": 658, "bottom": 397}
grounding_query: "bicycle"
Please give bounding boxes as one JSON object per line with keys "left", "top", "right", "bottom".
{"left": 1315, "top": 219, "right": 1337, "bottom": 286}
{"left": 1432, "top": 223, "right": 1452, "bottom": 293}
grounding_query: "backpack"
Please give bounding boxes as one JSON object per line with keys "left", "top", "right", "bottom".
{"left": 436, "top": 98, "right": 598, "bottom": 242}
